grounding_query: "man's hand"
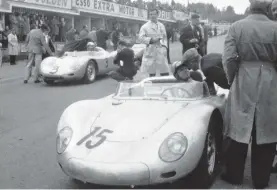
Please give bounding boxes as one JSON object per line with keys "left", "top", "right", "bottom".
{"left": 151, "top": 37, "right": 161, "bottom": 43}
{"left": 190, "top": 38, "right": 198, "bottom": 43}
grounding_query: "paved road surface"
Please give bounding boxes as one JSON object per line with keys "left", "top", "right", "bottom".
{"left": 0, "top": 35, "right": 276, "bottom": 189}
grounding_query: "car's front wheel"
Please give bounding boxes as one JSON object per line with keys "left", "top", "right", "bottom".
{"left": 44, "top": 79, "right": 55, "bottom": 85}
{"left": 83, "top": 60, "right": 97, "bottom": 84}
{"left": 188, "top": 125, "right": 220, "bottom": 188}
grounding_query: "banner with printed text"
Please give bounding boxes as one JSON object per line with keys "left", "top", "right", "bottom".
{"left": 73, "top": 0, "right": 148, "bottom": 20}
{"left": 9, "top": 0, "right": 72, "bottom": 9}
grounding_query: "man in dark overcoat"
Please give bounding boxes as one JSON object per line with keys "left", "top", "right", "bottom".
{"left": 179, "top": 14, "right": 203, "bottom": 56}
{"left": 221, "top": 0, "right": 277, "bottom": 188}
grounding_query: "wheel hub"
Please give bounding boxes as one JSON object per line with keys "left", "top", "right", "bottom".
{"left": 207, "top": 133, "right": 216, "bottom": 175}
{"left": 87, "top": 64, "right": 95, "bottom": 81}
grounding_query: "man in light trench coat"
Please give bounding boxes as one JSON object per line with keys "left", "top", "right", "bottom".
{"left": 221, "top": 0, "right": 277, "bottom": 188}
{"left": 138, "top": 8, "right": 170, "bottom": 77}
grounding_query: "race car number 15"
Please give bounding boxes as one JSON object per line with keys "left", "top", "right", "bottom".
{"left": 76, "top": 127, "right": 113, "bottom": 149}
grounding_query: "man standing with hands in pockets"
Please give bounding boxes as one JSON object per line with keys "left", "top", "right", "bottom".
{"left": 138, "top": 8, "right": 170, "bottom": 77}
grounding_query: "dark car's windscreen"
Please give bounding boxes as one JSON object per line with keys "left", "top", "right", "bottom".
{"left": 57, "top": 38, "right": 94, "bottom": 57}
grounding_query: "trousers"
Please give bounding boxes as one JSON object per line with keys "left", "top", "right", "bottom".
{"left": 24, "top": 53, "right": 42, "bottom": 81}
{"left": 223, "top": 119, "right": 276, "bottom": 188}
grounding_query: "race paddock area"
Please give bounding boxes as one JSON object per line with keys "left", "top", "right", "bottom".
{"left": 1, "top": 35, "right": 277, "bottom": 189}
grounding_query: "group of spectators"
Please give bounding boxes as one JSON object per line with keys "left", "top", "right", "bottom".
{"left": 104, "top": 0, "right": 187, "bottom": 12}
{"left": 2, "top": 12, "right": 69, "bottom": 43}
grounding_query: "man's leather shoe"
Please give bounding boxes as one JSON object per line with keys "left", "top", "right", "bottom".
{"left": 34, "top": 80, "right": 41, "bottom": 83}
{"left": 24, "top": 80, "right": 28, "bottom": 84}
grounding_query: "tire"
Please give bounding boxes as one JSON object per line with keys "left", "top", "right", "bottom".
{"left": 83, "top": 60, "right": 97, "bottom": 84}
{"left": 188, "top": 122, "right": 220, "bottom": 188}
{"left": 44, "top": 79, "right": 55, "bottom": 85}
{"left": 71, "top": 178, "right": 84, "bottom": 185}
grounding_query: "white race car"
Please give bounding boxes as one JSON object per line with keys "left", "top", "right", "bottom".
{"left": 56, "top": 75, "right": 229, "bottom": 188}
{"left": 40, "top": 39, "right": 118, "bottom": 85}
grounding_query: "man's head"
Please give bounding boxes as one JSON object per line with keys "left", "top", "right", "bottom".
{"left": 181, "top": 48, "right": 202, "bottom": 71}
{"left": 149, "top": 8, "right": 159, "bottom": 23}
{"left": 191, "top": 13, "right": 200, "bottom": 26}
{"left": 11, "top": 28, "right": 16, "bottom": 35}
{"left": 117, "top": 40, "right": 128, "bottom": 51}
{"left": 87, "top": 42, "right": 97, "bottom": 51}
{"left": 250, "top": 0, "right": 272, "bottom": 16}
{"left": 83, "top": 25, "right": 88, "bottom": 30}
{"left": 172, "top": 62, "right": 191, "bottom": 81}
{"left": 91, "top": 27, "right": 96, "bottom": 31}
{"left": 40, "top": 24, "right": 50, "bottom": 35}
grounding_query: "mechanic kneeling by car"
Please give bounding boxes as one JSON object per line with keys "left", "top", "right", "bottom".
{"left": 108, "top": 40, "right": 138, "bottom": 81}
{"left": 200, "top": 53, "right": 230, "bottom": 95}
{"left": 177, "top": 48, "right": 230, "bottom": 95}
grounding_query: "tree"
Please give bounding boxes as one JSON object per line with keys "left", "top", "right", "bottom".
{"left": 226, "top": 6, "right": 235, "bottom": 14}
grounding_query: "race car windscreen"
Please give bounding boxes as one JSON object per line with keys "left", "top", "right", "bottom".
{"left": 114, "top": 80, "right": 210, "bottom": 100}
{"left": 57, "top": 37, "right": 94, "bottom": 57}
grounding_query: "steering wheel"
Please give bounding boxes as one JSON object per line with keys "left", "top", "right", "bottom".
{"left": 161, "top": 87, "right": 192, "bottom": 98}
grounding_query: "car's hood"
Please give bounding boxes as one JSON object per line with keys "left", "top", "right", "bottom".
{"left": 90, "top": 100, "right": 185, "bottom": 142}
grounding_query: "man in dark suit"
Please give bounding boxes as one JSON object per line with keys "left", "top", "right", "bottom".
{"left": 96, "top": 28, "right": 109, "bottom": 50}
{"left": 179, "top": 14, "right": 203, "bottom": 56}
{"left": 108, "top": 40, "right": 138, "bottom": 81}
{"left": 200, "top": 22, "right": 209, "bottom": 55}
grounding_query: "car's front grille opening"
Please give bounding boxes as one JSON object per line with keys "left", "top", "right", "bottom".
{"left": 161, "top": 171, "right": 176, "bottom": 178}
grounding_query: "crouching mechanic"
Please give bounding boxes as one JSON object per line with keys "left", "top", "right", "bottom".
{"left": 108, "top": 40, "right": 138, "bottom": 81}
{"left": 201, "top": 53, "right": 230, "bottom": 94}
{"left": 173, "top": 48, "right": 230, "bottom": 95}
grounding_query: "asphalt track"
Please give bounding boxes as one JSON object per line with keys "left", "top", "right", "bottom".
{"left": 0, "top": 35, "right": 277, "bottom": 188}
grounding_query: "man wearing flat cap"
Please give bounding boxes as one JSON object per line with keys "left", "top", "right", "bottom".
{"left": 222, "top": 0, "right": 277, "bottom": 188}
{"left": 179, "top": 13, "right": 203, "bottom": 56}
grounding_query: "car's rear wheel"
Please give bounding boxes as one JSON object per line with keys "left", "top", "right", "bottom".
{"left": 187, "top": 124, "right": 220, "bottom": 188}
{"left": 83, "top": 60, "right": 97, "bottom": 84}
{"left": 44, "top": 79, "right": 55, "bottom": 85}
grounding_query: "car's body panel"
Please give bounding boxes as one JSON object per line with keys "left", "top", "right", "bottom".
{"left": 57, "top": 76, "right": 228, "bottom": 186}
{"left": 40, "top": 48, "right": 118, "bottom": 82}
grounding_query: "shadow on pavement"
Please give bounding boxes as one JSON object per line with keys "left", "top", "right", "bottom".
{"left": 41, "top": 74, "right": 109, "bottom": 87}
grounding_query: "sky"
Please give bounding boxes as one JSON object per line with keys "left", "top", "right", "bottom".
{"left": 159, "top": 0, "right": 250, "bottom": 14}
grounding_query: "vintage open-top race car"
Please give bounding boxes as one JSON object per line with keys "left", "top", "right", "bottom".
{"left": 40, "top": 38, "right": 118, "bottom": 85}
{"left": 56, "top": 75, "right": 229, "bottom": 188}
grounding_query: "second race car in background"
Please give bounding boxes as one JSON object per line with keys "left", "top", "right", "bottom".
{"left": 40, "top": 38, "right": 118, "bottom": 85}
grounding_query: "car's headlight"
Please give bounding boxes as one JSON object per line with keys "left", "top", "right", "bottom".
{"left": 57, "top": 127, "right": 73, "bottom": 154}
{"left": 159, "top": 132, "right": 188, "bottom": 162}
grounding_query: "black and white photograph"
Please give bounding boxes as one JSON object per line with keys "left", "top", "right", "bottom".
{"left": 1, "top": 0, "right": 277, "bottom": 189}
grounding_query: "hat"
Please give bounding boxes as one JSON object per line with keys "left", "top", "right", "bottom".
{"left": 87, "top": 42, "right": 96, "bottom": 46}
{"left": 250, "top": 0, "right": 272, "bottom": 13}
{"left": 181, "top": 48, "right": 201, "bottom": 64}
{"left": 191, "top": 13, "right": 200, "bottom": 19}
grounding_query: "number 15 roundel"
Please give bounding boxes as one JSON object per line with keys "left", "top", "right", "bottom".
{"left": 76, "top": 127, "right": 113, "bottom": 149}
